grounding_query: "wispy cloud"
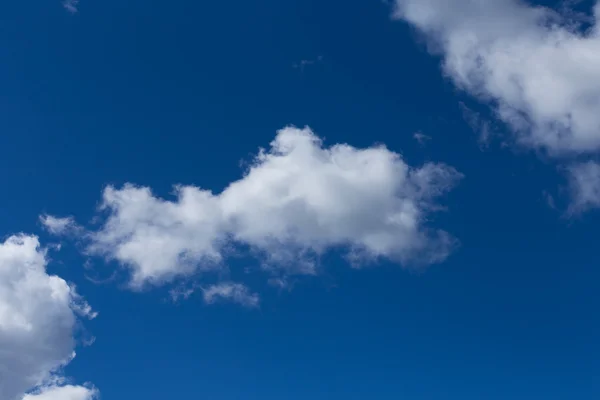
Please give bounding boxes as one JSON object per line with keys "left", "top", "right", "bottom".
{"left": 459, "top": 103, "right": 494, "bottom": 150}
{"left": 293, "top": 56, "right": 324, "bottom": 71}
{"left": 566, "top": 161, "right": 600, "bottom": 215}
{"left": 39, "top": 214, "right": 81, "bottom": 236}
{"left": 413, "top": 131, "right": 431, "bottom": 146}
{"left": 63, "top": 0, "right": 79, "bottom": 13}
{"left": 169, "top": 284, "right": 200, "bottom": 302}
{"left": 202, "top": 283, "right": 260, "bottom": 308}
{"left": 542, "top": 190, "right": 557, "bottom": 211}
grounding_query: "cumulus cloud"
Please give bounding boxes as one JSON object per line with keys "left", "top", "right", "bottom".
{"left": 0, "top": 235, "right": 96, "bottom": 400}
{"left": 202, "top": 283, "right": 260, "bottom": 308}
{"left": 566, "top": 160, "right": 600, "bottom": 214}
{"left": 87, "top": 126, "right": 461, "bottom": 288}
{"left": 40, "top": 215, "right": 80, "bottom": 236}
{"left": 23, "top": 384, "right": 97, "bottom": 400}
{"left": 394, "top": 0, "right": 600, "bottom": 154}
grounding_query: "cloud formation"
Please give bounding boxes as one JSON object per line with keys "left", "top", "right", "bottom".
{"left": 23, "top": 384, "right": 97, "bottom": 400}
{"left": 394, "top": 0, "right": 600, "bottom": 154}
{"left": 62, "top": 0, "right": 79, "bottom": 13}
{"left": 40, "top": 215, "right": 80, "bottom": 236}
{"left": 0, "top": 235, "right": 96, "bottom": 400}
{"left": 82, "top": 126, "right": 461, "bottom": 288}
{"left": 413, "top": 131, "right": 432, "bottom": 146}
{"left": 566, "top": 160, "right": 600, "bottom": 214}
{"left": 202, "top": 283, "right": 260, "bottom": 308}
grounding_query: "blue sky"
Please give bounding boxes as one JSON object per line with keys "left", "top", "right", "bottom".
{"left": 1, "top": 0, "right": 599, "bottom": 399}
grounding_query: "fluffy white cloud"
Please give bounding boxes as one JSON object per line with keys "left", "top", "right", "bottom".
{"left": 566, "top": 160, "right": 600, "bottom": 214}
{"left": 394, "top": 0, "right": 600, "bottom": 154}
{"left": 39, "top": 215, "right": 80, "bottom": 236}
{"left": 0, "top": 235, "right": 96, "bottom": 400}
{"left": 88, "top": 184, "right": 226, "bottom": 287}
{"left": 87, "top": 126, "right": 461, "bottom": 288}
{"left": 202, "top": 283, "right": 260, "bottom": 308}
{"left": 23, "top": 385, "right": 97, "bottom": 400}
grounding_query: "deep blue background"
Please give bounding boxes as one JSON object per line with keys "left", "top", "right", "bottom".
{"left": 0, "top": 0, "right": 597, "bottom": 398}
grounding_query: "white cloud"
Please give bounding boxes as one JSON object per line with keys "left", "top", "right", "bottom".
{"left": 394, "top": 0, "right": 600, "bottom": 154}
{"left": 413, "top": 131, "right": 431, "bottom": 145}
{"left": 23, "top": 385, "right": 97, "bottom": 400}
{"left": 169, "top": 285, "right": 198, "bottom": 302}
{"left": 0, "top": 235, "right": 96, "bottom": 400}
{"left": 88, "top": 184, "right": 226, "bottom": 287}
{"left": 40, "top": 215, "right": 80, "bottom": 236}
{"left": 87, "top": 126, "right": 461, "bottom": 288}
{"left": 566, "top": 160, "right": 600, "bottom": 214}
{"left": 202, "top": 283, "right": 260, "bottom": 308}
